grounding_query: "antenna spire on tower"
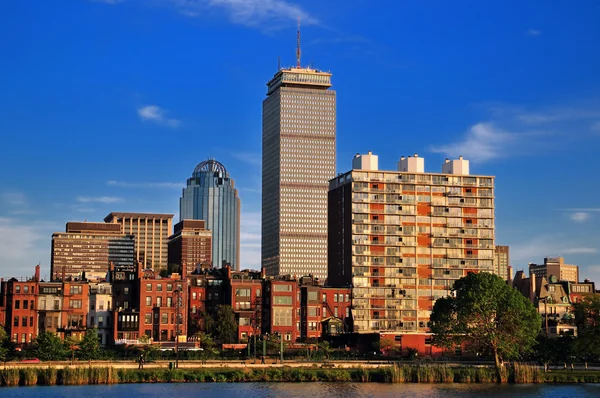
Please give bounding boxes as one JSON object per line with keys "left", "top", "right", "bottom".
{"left": 296, "top": 15, "right": 301, "bottom": 68}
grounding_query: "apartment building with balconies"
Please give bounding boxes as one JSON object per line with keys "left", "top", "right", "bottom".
{"left": 328, "top": 152, "right": 495, "bottom": 350}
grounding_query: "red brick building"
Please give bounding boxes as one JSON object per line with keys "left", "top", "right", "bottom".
{"left": 262, "top": 277, "right": 299, "bottom": 342}
{"left": 59, "top": 281, "right": 90, "bottom": 340}
{"left": 168, "top": 220, "right": 212, "bottom": 275}
{"left": 0, "top": 265, "right": 40, "bottom": 345}
{"left": 138, "top": 267, "right": 188, "bottom": 342}
{"left": 224, "top": 267, "right": 263, "bottom": 341}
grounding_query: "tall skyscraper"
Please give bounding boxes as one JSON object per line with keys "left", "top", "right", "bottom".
{"left": 104, "top": 212, "right": 173, "bottom": 271}
{"left": 168, "top": 220, "right": 212, "bottom": 276}
{"left": 328, "top": 152, "right": 495, "bottom": 346}
{"left": 180, "top": 159, "right": 240, "bottom": 270}
{"left": 262, "top": 27, "right": 336, "bottom": 281}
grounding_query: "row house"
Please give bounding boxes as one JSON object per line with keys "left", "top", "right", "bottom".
{"left": 0, "top": 265, "right": 40, "bottom": 345}
{"left": 224, "top": 267, "right": 263, "bottom": 341}
{"left": 89, "top": 282, "right": 113, "bottom": 345}
{"left": 262, "top": 277, "right": 299, "bottom": 342}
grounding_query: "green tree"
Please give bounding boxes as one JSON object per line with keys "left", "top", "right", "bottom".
{"left": 430, "top": 272, "right": 541, "bottom": 382}
{"left": 318, "top": 340, "right": 333, "bottom": 359}
{"left": 0, "top": 325, "right": 8, "bottom": 363}
{"left": 214, "top": 305, "right": 238, "bottom": 344}
{"left": 376, "top": 337, "right": 396, "bottom": 355}
{"left": 573, "top": 293, "right": 600, "bottom": 361}
{"left": 77, "top": 329, "right": 101, "bottom": 360}
{"left": 30, "top": 332, "right": 67, "bottom": 361}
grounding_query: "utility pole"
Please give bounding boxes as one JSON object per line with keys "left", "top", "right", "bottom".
{"left": 280, "top": 334, "right": 284, "bottom": 363}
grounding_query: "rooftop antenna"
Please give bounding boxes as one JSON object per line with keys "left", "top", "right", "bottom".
{"left": 296, "top": 15, "right": 301, "bottom": 68}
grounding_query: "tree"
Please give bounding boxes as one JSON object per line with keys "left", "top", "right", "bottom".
{"left": 78, "top": 329, "right": 101, "bottom": 360}
{"left": 376, "top": 337, "right": 396, "bottom": 355}
{"left": 64, "top": 336, "right": 79, "bottom": 364}
{"left": 0, "top": 325, "right": 8, "bottom": 363}
{"left": 430, "top": 272, "right": 541, "bottom": 382}
{"left": 214, "top": 305, "right": 238, "bottom": 344}
{"left": 573, "top": 293, "right": 600, "bottom": 361}
{"left": 30, "top": 332, "right": 67, "bottom": 361}
{"left": 318, "top": 340, "right": 333, "bottom": 360}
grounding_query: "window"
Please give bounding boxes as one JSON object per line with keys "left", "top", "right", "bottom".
{"left": 308, "top": 291, "right": 318, "bottom": 301}
{"left": 30, "top": 317, "right": 33, "bottom": 327}
{"left": 69, "top": 300, "right": 82, "bottom": 309}
{"left": 334, "top": 307, "right": 339, "bottom": 318}
{"left": 273, "top": 296, "right": 292, "bottom": 305}
{"left": 70, "top": 285, "right": 82, "bottom": 295}
{"left": 322, "top": 294, "right": 326, "bottom": 303}
{"left": 191, "top": 306, "right": 197, "bottom": 314}
{"left": 157, "top": 284, "right": 163, "bottom": 292}
{"left": 146, "top": 297, "right": 152, "bottom": 306}
{"left": 345, "top": 294, "right": 350, "bottom": 302}
{"left": 23, "top": 300, "right": 29, "bottom": 310}
{"left": 308, "top": 307, "right": 317, "bottom": 316}
{"left": 14, "top": 300, "right": 20, "bottom": 309}
{"left": 334, "top": 294, "right": 338, "bottom": 302}
{"left": 91, "top": 301, "right": 96, "bottom": 311}
{"left": 161, "top": 314, "right": 168, "bottom": 324}
{"left": 21, "top": 334, "right": 26, "bottom": 343}
{"left": 239, "top": 317, "right": 250, "bottom": 326}
{"left": 124, "top": 287, "right": 129, "bottom": 295}
{"left": 274, "top": 284, "right": 292, "bottom": 292}
{"left": 145, "top": 314, "right": 152, "bottom": 324}
{"left": 273, "top": 308, "right": 292, "bottom": 326}
{"left": 24, "top": 286, "right": 29, "bottom": 293}
{"left": 22, "top": 317, "right": 27, "bottom": 327}
{"left": 98, "top": 316, "right": 104, "bottom": 327}
{"left": 14, "top": 317, "right": 18, "bottom": 327}
{"left": 157, "top": 297, "right": 163, "bottom": 307}
{"left": 192, "top": 292, "right": 197, "bottom": 300}
{"left": 236, "top": 288, "right": 251, "bottom": 297}
{"left": 256, "top": 289, "right": 261, "bottom": 297}
{"left": 167, "top": 284, "right": 173, "bottom": 292}
{"left": 16, "top": 286, "right": 20, "bottom": 293}
{"left": 146, "top": 284, "right": 152, "bottom": 292}
{"left": 346, "top": 308, "right": 350, "bottom": 318}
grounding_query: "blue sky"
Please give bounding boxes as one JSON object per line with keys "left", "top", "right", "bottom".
{"left": 1, "top": 0, "right": 599, "bottom": 282}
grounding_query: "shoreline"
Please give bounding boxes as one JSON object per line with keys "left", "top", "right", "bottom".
{"left": 1, "top": 364, "right": 599, "bottom": 386}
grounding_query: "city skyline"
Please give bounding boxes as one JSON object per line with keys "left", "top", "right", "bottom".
{"left": 1, "top": 1, "right": 600, "bottom": 281}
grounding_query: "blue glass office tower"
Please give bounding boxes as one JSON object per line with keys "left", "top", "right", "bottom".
{"left": 180, "top": 159, "right": 240, "bottom": 270}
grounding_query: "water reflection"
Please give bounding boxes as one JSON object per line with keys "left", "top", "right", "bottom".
{"left": 3, "top": 383, "right": 600, "bottom": 398}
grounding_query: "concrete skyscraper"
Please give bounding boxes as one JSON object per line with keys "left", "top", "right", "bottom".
{"left": 180, "top": 159, "right": 240, "bottom": 270}
{"left": 262, "top": 28, "right": 336, "bottom": 281}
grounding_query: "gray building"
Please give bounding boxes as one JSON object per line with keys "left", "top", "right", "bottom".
{"left": 180, "top": 159, "right": 240, "bottom": 270}
{"left": 262, "top": 65, "right": 336, "bottom": 281}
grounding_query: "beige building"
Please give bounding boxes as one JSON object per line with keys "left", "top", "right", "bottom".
{"left": 328, "top": 152, "right": 495, "bottom": 335}
{"left": 529, "top": 257, "right": 579, "bottom": 283}
{"left": 104, "top": 212, "right": 173, "bottom": 271}
{"left": 495, "top": 245, "right": 510, "bottom": 280}
{"left": 262, "top": 65, "right": 336, "bottom": 281}
{"left": 51, "top": 222, "right": 135, "bottom": 280}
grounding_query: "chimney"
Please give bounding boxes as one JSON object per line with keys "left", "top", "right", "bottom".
{"left": 35, "top": 264, "right": 40, "bottom": 282}
{"left": 181, "top": 262, "right": 187, "bottom": 279}
{"left": 137, "top": 261, "right": 144, "bottom": 279}
{"left": 62, "top": 266, "right": 66, "bottom": 282}
{"left": 529, "top": 271, "right": 536, "bottom": 304}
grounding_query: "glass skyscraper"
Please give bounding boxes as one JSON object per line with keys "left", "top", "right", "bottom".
{"left": 180, "top": 159, "right": 240, "bottom": 270}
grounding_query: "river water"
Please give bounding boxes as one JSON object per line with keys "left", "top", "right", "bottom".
{"left": 3, "top": 383, "right": 600, "bottom": 397}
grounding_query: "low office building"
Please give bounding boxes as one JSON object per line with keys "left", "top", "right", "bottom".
{"left": 168, "top": 220, "right": 212, "bottom": 275}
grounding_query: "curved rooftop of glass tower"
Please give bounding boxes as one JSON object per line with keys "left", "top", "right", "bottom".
{"left": 193, "top": 159, "right": 228, "bottom": 177}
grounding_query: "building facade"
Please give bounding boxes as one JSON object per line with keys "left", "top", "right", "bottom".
{"left": 328, "top": 152, "right": 495, "bottom": 338}
{"left": 495, "top": 245, "right": 510, "bottom": 280}
{"left": 51, "top": 222, "right": 135, "bottom": 280}
{"left": 262, "top": 66, "right": 336, "bottom": 281}
{"left": 168, "top": 220, "right": 212, "bottom": 276}
{"left": 529, "top": 257, "right": 579, "bottom": 283}
{"left": 104, "top": 212, "right": 173, "bottom": 271}
{"left": 179, "top": 159, "right": 240, "bottom": 270}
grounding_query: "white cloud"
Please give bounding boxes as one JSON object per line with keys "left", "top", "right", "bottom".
{"left": 232, "top": 152, "right": 261, "bottom": 167}
{"left": 429, "top": 123, "right": 516, "bottom": 163}
{"left": 569, "top": 212, "right": 590, "bottom": 223}
{"left": 526, "top": 28, "right": 541, "bottom": 37}
{"left": 561, "top": 247, "right": 597, "bottom": 255}
{"left": 137, "top": 105, "right": 180, "bottom": 128}
{"left": 76, "top": 196, "right": 123, "bottom": 204}
{"left": 107, "top": 180, "right": 183, "bottom": 189}
{"left": 97, "top": 0, "right": 317, "bottom": 29}
{"left": 240, "top": 211, "right": 260, "bottom": 270}
{"left": 517, "top": 108, "right": 600, "bottom": 125}
{"left": 0, "top": 218, "right": 54, "bottom": 279}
